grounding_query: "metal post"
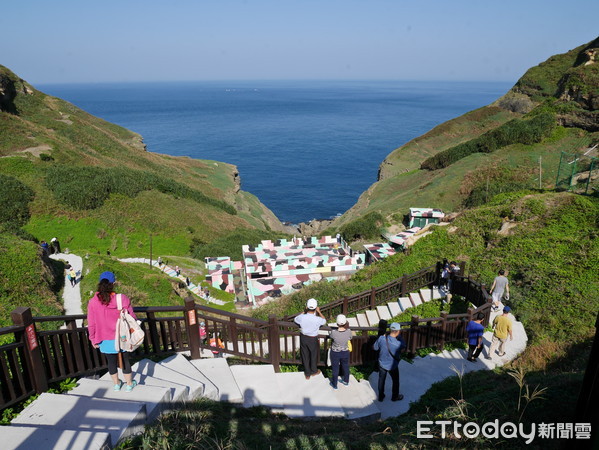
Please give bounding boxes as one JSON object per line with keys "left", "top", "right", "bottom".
{"left": 149, "top": 233, "right": 153, "bottom": 268}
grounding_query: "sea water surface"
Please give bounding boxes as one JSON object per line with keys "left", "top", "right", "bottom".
{"left": 39, "top": 80, "right": 511, "bottom": 223}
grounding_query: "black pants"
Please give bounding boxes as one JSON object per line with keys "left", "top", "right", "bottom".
{"left": 468, "top": 344, "right": 483, "bottom": 360}
{"left": 105, "top": 352, "right": 132, "bottom": 375}
{"left": 378, "top": 366, "right": 399, "bottom": 400}
{"left": 300, "top": 334, "right": 320, "bottom": 376}
{"left": 330, "top": 350, "right": 350, "bottom": 387}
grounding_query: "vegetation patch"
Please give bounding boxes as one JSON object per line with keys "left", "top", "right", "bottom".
{"left": 421, "top": 112, "right": 556, "bottom": 170}
{"left": 190, "top": 228, "right": 290, "bottom": 261}
{"left": 45, "top": 165, "right": 236, "bottom": 214}
{"left": 338, "top": 211, "right": 384, "bottom": 241}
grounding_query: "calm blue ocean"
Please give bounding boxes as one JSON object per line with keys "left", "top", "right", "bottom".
{"left": 39, "top": 80, "right": 511, "bottom": 223}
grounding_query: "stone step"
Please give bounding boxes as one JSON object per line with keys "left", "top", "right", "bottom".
{"left": 419, "top": 289, "right": 433, "bottom": 303}
{"left": 134, "top": 358, "right": 206, "bottom": 400}
{"left": 356, "top": 313, "right": 369, "bottom": 327}
{"left": 158, "top": 353, "right": 219, "bottom": 400}
{"left": 274, "top": 371, "right": 345, "bottom": 418}
{"left": 398, "top": 297, "right": 412, "bottom": 311}
{"left": 346, "top": 317, "right": 359, "bottom": 328}
{"left": 189, "top": 358, "right": 243, "bottom": 403}
{"left": 387, "top": 301, "right": 401, "bottom": 317}
{"left": 409, "top": 292, "right": 422, "bottom": 307}
{"left": 432, "top": 287, "right": 446, "bottom": 300}
{"left": 68, "top": 378, "right": 171, "bottom": 423}
{"left": 98, "top": 363, "right": 188, "bottom": 404}
{"left": 376, "top": 305, "right": 392, "bottom": 321}
{"left": 4, "top": 426, "right": 111, "bottom": 450}
{"left": 365, "top": 310, "right": 380, "bottom": 326}
{"left": 230, "top": 364, "right": 284, "bottom": 409}
{"left": 332, "top": 375, "right": 381, "bottom": 420}
{"left": 11, "top": 392, "right": 146, "bottom": 446}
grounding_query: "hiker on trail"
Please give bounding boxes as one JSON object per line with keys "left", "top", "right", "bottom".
{"left": 87, "top": 271, "right": 138, "bottom": 392}
{"left": 440, "top": 262, "right": 450, "bottom": 289}
{"left": 175, "top": 265, "right": 181, "bottom": 277}
{"left": 204, "top": 287, "right": 210, "bottom": 300}
{"left": 186, "top": 276, "right": 191, "bottom": 286}
{"left": 294, "top": 298, "right": 327, "bottom": 379}
{"left": 373, "top": 322, "right": 406, "bottom": 402}
{"left": 486, "top": 306, "right": 513, "bottom": 359}
{"left": 40, "top": 240, "right": 49, "bottom": 255}
{"left": 466, "top": 312, "right": 485, "bottom": 362}
{"left": 51, "top": 237, "right": 61, "bottom": 254}
{"left": 199, "top": 321, "right": 207, "bottom": 343}
{"left": 157, "top": 256, "right": 163, "bottom": 267}
{"left": 489, "top": 269, "right": 510, "bottom": 312}
{"left": 68, "top": 267, "right": 77, "bottom": 287}
{"left": 209, "top": 333, "right": 225, "bottom": 357}
{"left": 328, "top": 314, "right": 351, "bottom": 389}
{"left": 448, "top": 261, "right": 460, "bottom": 290}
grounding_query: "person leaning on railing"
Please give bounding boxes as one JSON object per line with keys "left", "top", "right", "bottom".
{"left": 87, "top": 271, "right": 138, "bottom": 392}
{"left": 294, "top": 298, "right": 326, "bottom": 380}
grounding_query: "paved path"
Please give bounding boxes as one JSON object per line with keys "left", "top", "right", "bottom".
{"left": 49, "top": 253, "right": 84, "bottom": 326}
{"left": 118, "top": 257, "right": 228, "bottom": 305}
{"left": 369, "top": 308, "right": 527, "bottom": 419}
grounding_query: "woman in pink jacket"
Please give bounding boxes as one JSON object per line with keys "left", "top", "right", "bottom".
{"left": 87, "top": 271, "right": 138, "bottom": 392}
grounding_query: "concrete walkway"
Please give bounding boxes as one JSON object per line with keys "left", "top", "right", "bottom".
{"left": 118, "top": 257, "right": 228, "bottom": 306}
{"left": 49, "top": 253, "right": 84, "bottom": 326}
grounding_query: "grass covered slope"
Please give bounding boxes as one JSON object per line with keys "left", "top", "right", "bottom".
{"left": 0, "top": 64, "right": 284, "bottom": 258}
{"left": 336, "top": 37, "right": 599, "bottom": 228}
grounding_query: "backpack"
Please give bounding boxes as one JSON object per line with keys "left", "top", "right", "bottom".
{"left": 114, "top": 294, "right": 145, "bottom": 352}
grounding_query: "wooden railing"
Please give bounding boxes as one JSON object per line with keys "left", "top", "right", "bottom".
{"left": 0, "top": 262, "right": 490, "bottom": 412}
{"left": 281, "top": 262, "right": 449, "bottom": 321}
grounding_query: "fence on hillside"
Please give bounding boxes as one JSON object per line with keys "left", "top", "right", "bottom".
{"left": 0, "top": 264, "right": 490, "bottom": 412}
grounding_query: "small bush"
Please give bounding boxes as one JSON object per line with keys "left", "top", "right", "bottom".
{"left": 39, "top": 153, "right": 54, "bottom": 161}
{"left": 190, "top": 228, "right": 290, "bottom": 261}
{"left": 339, "top": 211, "right": 384, "bottom": 241}
{"left": 0, "top": 174, "right": 34, "bottom": 227}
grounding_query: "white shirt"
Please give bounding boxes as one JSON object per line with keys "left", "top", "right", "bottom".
{"left": 294, "top": 313, "right": 326, "bottom": 337}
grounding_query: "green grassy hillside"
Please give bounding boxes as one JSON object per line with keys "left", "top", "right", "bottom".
{"left": 335, "top": 37, "right": 599, "bottom": 230}
{"left": 0, "top": 64, "right": 285, "bottom": 260}
{"left": 0, "top": 64, "right": 289, "bottom": 325}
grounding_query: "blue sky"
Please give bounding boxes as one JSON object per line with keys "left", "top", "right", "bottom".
{"left": 2, "top": 0, "right": 598, "bottom": 84}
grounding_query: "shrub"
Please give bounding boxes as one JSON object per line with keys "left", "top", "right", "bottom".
{"left": 0, "top": 174, "right": 34, "bottom": 227}
{"left": 339, "top": 211, "right": 384, "bottom": 241}
{"left": 45, "top": 166, "right": 236, "bottom": 214}
{"left": 190, "top": 228, "right": 290, "bottom": 261}
{"left": 421, "top": 112, "right": 556, "bottom": 170}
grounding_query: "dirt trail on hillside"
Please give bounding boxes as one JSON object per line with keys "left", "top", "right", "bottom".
{"left": 50, "top": 253, "right": 84, "bottom": 325}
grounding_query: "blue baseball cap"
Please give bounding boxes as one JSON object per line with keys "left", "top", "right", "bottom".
{"left": 389, "top": 322, "right": 401, "bottom": 331}
{"left": 99, "top": 271, "right": 116, "bottom": 283}
{"left": 503, "top": 306, "right": 511, "bottom": 313}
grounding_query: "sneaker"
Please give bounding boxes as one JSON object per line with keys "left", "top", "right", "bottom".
{"left": 113, "top": 380, "right": 123, "bottom": 391}
{"left": 124, "top": 380, "right": 137, "bottom": 392}
{"left": 329, "top": 382, "right": 338, "bottom": 390}
{"left": 498, "top": 353, "right": 506, "bottom": 357}
{"left": 485, "top": 356, "right": 492, "bottom": 360}
{"left": 313, "top": 370, "right": 321, "bottom": 377}
{"left": 339, "top": 379, "right": 349, "bottom": 386}
{"left": 391, "top": 394, "right": 404, "bottom": 401}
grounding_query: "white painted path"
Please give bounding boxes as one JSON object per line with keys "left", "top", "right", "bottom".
{"left": 49, "top": 253, "right": 84, "bottom": 326}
